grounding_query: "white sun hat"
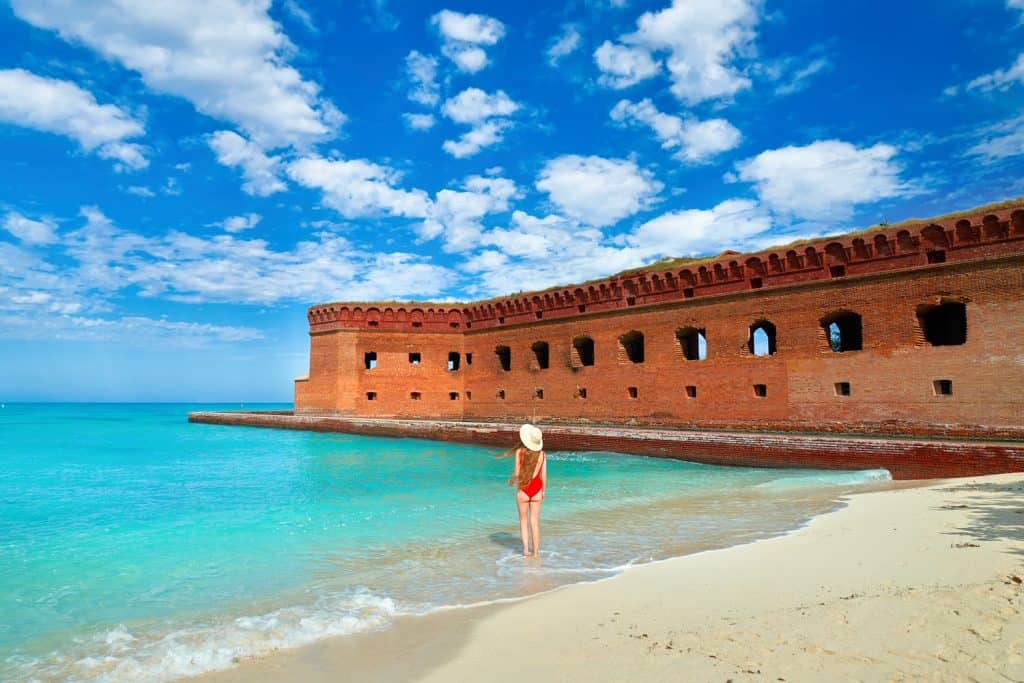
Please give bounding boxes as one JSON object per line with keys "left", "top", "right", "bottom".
{"left": 519, "top": 423, "right": 543, "bottom": 451}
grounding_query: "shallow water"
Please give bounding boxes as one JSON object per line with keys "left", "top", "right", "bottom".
{"left": 0, "top": 403, "right": 892, "bottom": 681}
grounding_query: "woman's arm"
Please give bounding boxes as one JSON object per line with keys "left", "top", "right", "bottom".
{"left": 540, "top": 453, "right": 547, "bottom": 487}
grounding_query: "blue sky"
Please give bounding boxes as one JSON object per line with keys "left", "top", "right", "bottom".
{"left": 0, "top": 0, "right": 1021, "bottom": 401}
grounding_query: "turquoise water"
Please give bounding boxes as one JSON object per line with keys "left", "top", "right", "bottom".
{"left": 0, "top": 404, "right": 892, "bottom": 681}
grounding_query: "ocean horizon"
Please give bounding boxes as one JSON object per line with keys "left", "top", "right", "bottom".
{"left": 1, "top": 403, "right": 893, "bottom": 681}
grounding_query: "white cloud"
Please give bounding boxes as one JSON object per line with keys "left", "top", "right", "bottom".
{"left": 627, "top": 198, "right": 771, "bottom": 256}
{"left": 419, "top": 175, "right": 517, "bottom": 252}
{"left": 965, "top": 53, "right": 1024, "bottom": 93}
{"left": 405, "top": 51, "right": 440, "bottom": 107}
{"left": 126, "top": 186, "right": 156, "bottom": 197}
{"left": 593, "top": 41, "right": 660, "bottom": 88}
{"left": 0, "top": 68, "right": 147, "bottom": 170}
{"left": 536, "top": 155, "right": 662, "bottom": 227}
{"left": 734, "top": 140, "right": 907, "bottom": 221}
{"left": 218, "top": 213, "right": 262, "bottom": 233}
{"left": 442, "top": 88, "right": 519, "bottom": 123}
{"left": 287, "top": 156, "right": 431, "bottom": 219}
{"left": 2, "top": 211, "right": 59, "bottom": 245}
{"left": 610, "top": 98, "right": 741, "bottom": 163}
{"left": 207, "top": 130, "right": 287, "bottom": 196}
{"left": 548, "top": 25, "right": 582, "bottom": 65}
{"left": 0, "top": 206, "right": 455, "bottom": 312}
{"left": 966, "top": 115, "right": 1024, "bottom": 162}
{"left": 403, "top": 113, "right": 436, "bottom": 131}
{"left": 597, "top": 0, "right": 761, "bottom": 104}
{"left": 441, "top": 88, "right": 520, "bottom": 158}
{"left": 443, "top": 121, "right": 512, "bottom": 158}
{"left": 432, "top": 9, "right": 505, "bottom": 73}
{"left": 0, "top": 310, "right": 264, "bottom": 345}
{"left": 10, "top": 0, "right": 343, "bottom": 149}
{"left": 773, "top": 57, "right": 830, "bottom": 96}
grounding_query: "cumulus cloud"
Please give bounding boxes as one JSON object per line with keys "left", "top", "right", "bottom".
{"left": 2, "top": 211, "right": 59, "bottom": 245}
{"left": 0, "top": 68, "right": 147, "bottom": 170}
{"left": 432, "top": 9, "right": 505, "bottom": 73}
{"left": 403, "top": 113, "right": 436, "bottom": 131}
{"left": 627, "top": 198, "right": 771, "bottom": 256}
{"left": 286, "top": 156, "right": 431, "bottom": 219}
{"left": 536, "top": 155, "right": 662, "bottom": 227}
{"left": 419, "top": 175, "right": 517, "bottom": 252}
{"left": 594, "top": 41, "right": 661, "bottom": 88}
{"left": 595, "top": 0, "right": 761, "bottom": 104}
{"left": 441, "top": 88, "right": 520, "bottom": 158}
{"left": 217, "top": 213, "right": 262, "bottom": 233}
{"left": 207, "top": 131, "right": 287, "bottom": 197}
{"left": 405, "top": 50, "right": 440, "bottom": 107}
{"left": 10, "top": 0, "right": 343, "bottom": 149}
{"left": 547, "top": 25, "right": 582, "bottom": 65}
{"left": 733, "top": 140, "right": 908, "bottom": 221}
{"left": 610, "top": 98, "right": 741, "bottom": 163}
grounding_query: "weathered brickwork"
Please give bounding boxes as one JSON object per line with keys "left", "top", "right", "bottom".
{"left": 296, "top": 203, "right": 1024, "bottom": 445}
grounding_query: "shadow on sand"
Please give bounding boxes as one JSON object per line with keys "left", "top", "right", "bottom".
{"left": 941, "top": 479, "right": 1024, "bottom": 557}
{"left": 489, "top": 532, "right": 523, "bottom": 550}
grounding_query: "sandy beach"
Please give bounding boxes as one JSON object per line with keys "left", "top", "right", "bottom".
{"left": 200, "top": 473, "right": 1024, "bottom": 682}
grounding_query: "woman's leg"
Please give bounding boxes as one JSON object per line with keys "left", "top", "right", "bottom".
{"left": 516, "top": 491, "right": 531, "bottom": 556}
{"left": 528, "top": 497, "right": 542, "bottom": 555}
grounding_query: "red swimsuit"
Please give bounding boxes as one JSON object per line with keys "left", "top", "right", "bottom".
{"left": 520, "top": 450, "right": 545, "bottom": 500}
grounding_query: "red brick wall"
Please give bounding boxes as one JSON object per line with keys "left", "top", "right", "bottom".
{"left": 295, "top": 205, "right": 1024, "bottom": 439}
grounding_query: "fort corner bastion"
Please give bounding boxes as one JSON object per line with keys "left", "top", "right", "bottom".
{"left": 191, "top": 201, "right": 1024, "bottom": 479}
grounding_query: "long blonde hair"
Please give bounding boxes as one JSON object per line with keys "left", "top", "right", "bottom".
{"left": 517, "top": 446, "right": 542, "bottom": 489}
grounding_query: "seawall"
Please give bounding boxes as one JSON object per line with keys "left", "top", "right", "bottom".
{"left": 187, "top": 411, "right": 1024, "bottom": 480}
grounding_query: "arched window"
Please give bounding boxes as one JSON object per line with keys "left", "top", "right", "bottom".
{"left": 619, "top": 330, "right": 645, "bottom": 363}
{"left": 572, "top": 336, "right": 595, "bottom": 367}
{"left": 821, "top": 312, "right": 863, "bottom": 352}
{"left": 917, "top": 302, "right": 967, "bottom": 346}
{"left": 531, "top": 341, "right": 550, "bottom": 369}
{"left": 749, "top": 321, "right": 777, "bottom": 357}
{"left": 675, "top": 327, "right": 707, "bottom": 361}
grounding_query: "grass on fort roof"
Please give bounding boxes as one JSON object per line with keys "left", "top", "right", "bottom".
{"left": 311, "top": 198, "right": 1023, "bottom": 309}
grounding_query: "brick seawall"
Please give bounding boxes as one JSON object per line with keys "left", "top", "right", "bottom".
{"left": 187, "top": 411, "right": 1024, "bottom": 480}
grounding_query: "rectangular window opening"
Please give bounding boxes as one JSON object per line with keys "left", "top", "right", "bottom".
{"left": 626, "top": 296, "right": 636, "bottom": 306}
{"left": 829, "top": 265, "right": 846, "bottom": 278}
{"left": 933, "top": 379, "right": 953, "bottom": 396}
{"left": 412, "top": 321, "right": 423, "bottom": 328}
{"left": 449, "top": 392, "right": 459, "bottom": 401}
{"left": 535, "top": 311, "right": 543, "bottom": 319}
{"left": 495, "top": 345, "right": 511, "bottom": 372}
{"left": 408, "top": 352, "right": 421, "bottom": 365}
{"left": 368, "top": 320, "right": 379, "bottom": 327}
{"left": 683, "top": 288, "right": 694, "bottom": 299}
{"left": 496, "top": 389, "right": 506, "bottom": 400}
{"left": 627, "top": 386, "right": 639, "bottom": 399}
{"left": 447, "top": 352, "right": 461, "bottom": 371}
{"left": 578, "top": 304, "right": 587, "bottom": 313}
{"left": 466, "top": 391, "right": 472, "bottom": 400}
{"left": 410, "top": 391, "right": 421, "bottom": 400}
{"left": 466, "top": 353, "right": 473, "bottom": 365}
{"left": 834, "top": 382, "right": 851, "bottom": 397}
{"left": 750, "top": 277, "right": 763, "bottom": 289}
{"left": 364, "top": 352, "right": 377, "bottom": 370}
{"left": 685, "top": 385, "right": 697, "bottom": 398}
{"left": 534, "top": 388, "right": 544, "bottom": 399}
{"left": 926, "top": 250, "right": 946, "bottom": 264}
{"left": 753, "top": 384, "right": 767, "bottom": 398}
{"left": 366, "top": 391, "right": 377, "bottom": 401}
{"left": 575, "top": 387, "right": 587, "bottom": 399}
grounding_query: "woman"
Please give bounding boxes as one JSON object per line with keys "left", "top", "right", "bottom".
{"left": 507, "top": 423, "right": 547, "bottom": 557}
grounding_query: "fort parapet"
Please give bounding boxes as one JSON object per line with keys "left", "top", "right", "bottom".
{"left": 192, "top": 202, "right": 1024, "bottom": 479}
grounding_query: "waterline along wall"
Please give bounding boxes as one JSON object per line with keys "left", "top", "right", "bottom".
{"left": 192, "top": 201, "right": 1024, "bottom": 479}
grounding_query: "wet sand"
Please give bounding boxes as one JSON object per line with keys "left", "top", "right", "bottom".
{"left": 197, "top": 472, "right": 1024, "bottom": 682}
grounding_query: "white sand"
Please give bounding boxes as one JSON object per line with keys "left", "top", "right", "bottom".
{"left": 199, "top": 473, "right": 1024, "bottom": 682}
